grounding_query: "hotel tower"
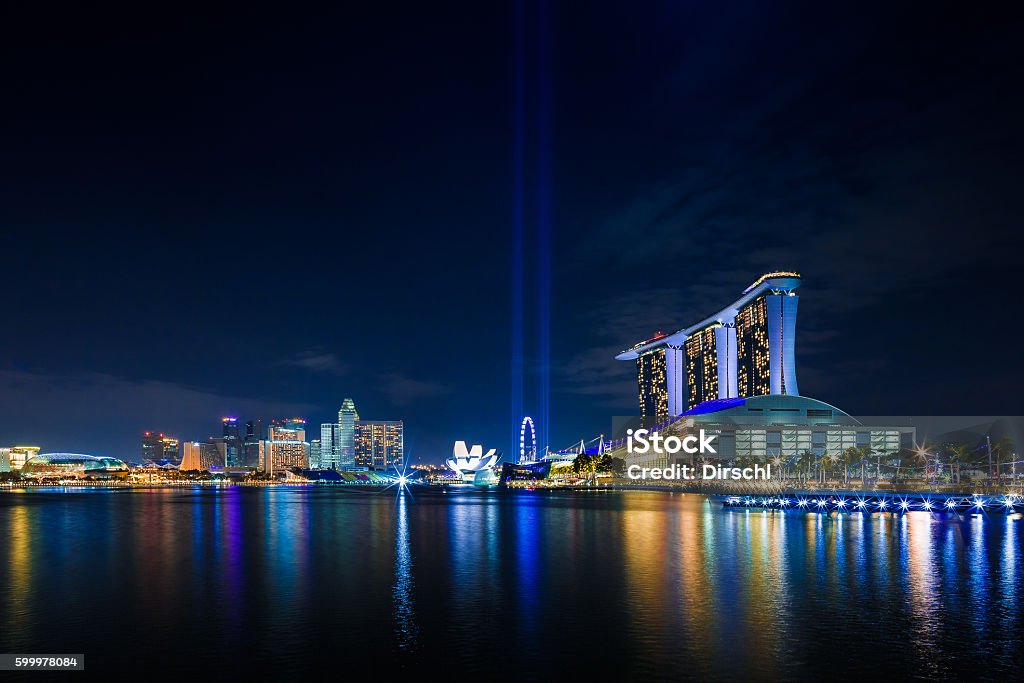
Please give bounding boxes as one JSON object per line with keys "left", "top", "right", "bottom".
{"left": 617, "top": 272, "right": 801, "bottom": 423}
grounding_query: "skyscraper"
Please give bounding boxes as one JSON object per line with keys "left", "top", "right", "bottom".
{"left": 617, "top": 272, "right": 801, "bottom": 416}
{"left": 354, "top": 420, "right": 403, "bottom": 470}
{"left": 162, "top": 437, "right": 180, "bottom": 463}
{"left": 141, "top": 432, "right": 180, "bottom": 464}
{"left": 309, "top": 439, "right": 321, "bottom": 469}
{"left": 683, "top": 324, "right": 737, "bottom": 409}
{"left": 180, "top": 440, "right": 225, "bottom": 471}
{"left": 222, "top": 417, "right": 241, "bottom": 467}
{"left": 636, "top": 348, "right": 667, "bottom": 423}
{"left": 244, "top": 419, "right": 263, "bottom": 469}
{"left": 735, "top": 288, "right": 798, "bottom": 397}
{"left": 141, "top": 432, "right": 162, "bottom": 462}
{"left": 179, "top": 442, "right": 202, "bottom": 471}
{"left": 338, "top": 398, "right": 358, "bottom": 467}
{"left": 260, "top": 419, "right": 310, "bottom": 475}
{"left": 320, "top": 422, "right": 340, "bottom": 469}
{"left": 633, "top": 334, "right": 685, "bottom": 424}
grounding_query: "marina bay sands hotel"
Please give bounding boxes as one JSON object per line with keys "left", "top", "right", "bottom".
{"left": 616, "top": 272, "right": 801, "bottom": 422}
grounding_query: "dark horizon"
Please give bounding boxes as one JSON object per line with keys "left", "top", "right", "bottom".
{"left": 2, "top": 1, "right": 1022, "bottom": 462}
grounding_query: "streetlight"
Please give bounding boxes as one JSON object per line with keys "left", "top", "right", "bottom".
{"left": 915, "top": 443, "right": 934, "bottom": 484}
{"left": 987, "top": 435, "right": 993, "bottom": 482}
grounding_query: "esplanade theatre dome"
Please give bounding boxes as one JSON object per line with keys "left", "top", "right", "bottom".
{"left": 20, "top": 453, "right": 129, "bottom": 477}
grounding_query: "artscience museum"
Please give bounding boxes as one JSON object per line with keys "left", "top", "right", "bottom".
{"left": 445, "top": 441, "right": 500, "bottom": 484}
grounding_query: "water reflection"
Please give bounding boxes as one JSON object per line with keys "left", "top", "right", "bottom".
{"left": 513, "top": 496, "right": 542, "bottom": 653}
{"left": 1, "top": 489, "right": 1023, "bottom": 679}
{"left": 393, "top": 491, "right": 418, "bottom": 651}
{"left": 904, "top": 512, "right": 943, "bottom": 677}
{"left": 7, "top": 505, "right": 31, "bottom": 642}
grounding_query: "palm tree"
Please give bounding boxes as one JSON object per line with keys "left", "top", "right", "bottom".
{"left": 798, "top": 450, "right": 815, "bottom": 485}
{"left": 946, "top": 443, "right": 970, "bottom": 485}
{"left": 858, "top": 446, "right": 873, "bottom": 486}
{"left": 992, "top": 437, "right": 1014, "bottom": 479}
{"left": 771, "top": 455, "right": 786, "bottom": 483}
{"left": 842, "top": 447, "right": 861, "bottom": 485}
{"left": 821, "top": 453, "right": 840, "bottom": 484}
{"left": 891, "top": 448, "right": 916, "bottom": 484}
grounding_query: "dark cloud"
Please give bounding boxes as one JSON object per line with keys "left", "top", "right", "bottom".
{"left": 380, "top": 373, "right": 452, "bottom": 408}
{"left": 283, "top": 351, "right": 348, "bottom": 375}
{"left": 550, "top": 1, "right": 1022, "bottom": 432}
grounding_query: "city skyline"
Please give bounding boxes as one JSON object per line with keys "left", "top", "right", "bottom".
{"left": 3, "top": 3, "right": 1024, "bottom": 681}
{"left": 2, "top": 2, "right": 1022, "bottom": 460}
{"left": 121, "top": 399, "right": 406, "bottom": 472}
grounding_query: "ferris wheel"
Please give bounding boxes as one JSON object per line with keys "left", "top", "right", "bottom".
{"left": 520, "top": 416, "right": 537, "bottom": 463}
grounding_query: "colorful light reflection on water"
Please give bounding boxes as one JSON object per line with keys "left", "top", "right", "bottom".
{"left": 0, "top": 487, "right": 1022, "bottom": 679}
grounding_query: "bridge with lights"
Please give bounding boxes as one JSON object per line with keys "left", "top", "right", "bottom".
{"left": 723, "top": 492, "right": 1024, "bottom": 514}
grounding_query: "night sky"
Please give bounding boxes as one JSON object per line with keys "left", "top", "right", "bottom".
{"left": 1, "top": 2, "right": 1021, "bottom": 462}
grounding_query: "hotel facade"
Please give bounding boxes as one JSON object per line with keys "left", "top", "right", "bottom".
{"left": 354, "top": 420, "right": 404, "bottom": 470}
{"left": 618, "top": 272, "right": 801, "bottom": 423}
{"left": 615, "top": 272, "right": 913, "bottom": 473}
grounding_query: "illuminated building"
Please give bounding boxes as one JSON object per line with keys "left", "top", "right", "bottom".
{"left": 243, "top": 419, "right": 263, "bottom": 469}
{"left": 180, "top": 440, "right": 225, "bottom": 471}
{"left": 685, "top": 325, "right": 733, "bottom": 410}
{"left": 20, "top": 453, "right": 128, "bottom": 479}
{"left": 338, "top": 398, "right": 358, "bottom": 467}
{"left": 259, "top": 420, "right": 310, "bottom": 475}
{"left": 309, "top": 439, "right": 322, "bottom": 469}
{"left": 354, "top": 420, "right": 403, "bottom": 470}
{"left": 274, "top": 418, "right": 307, "bottom": 433}
{"left": 320, "top": 422, "right": 340, "bottom": 469}
{"left": 636, "top": 345, "right": 684, "bottom": 424}
{"left": 141, "top": 432, "right": 162, "bottom": 461}
{"left": 499, "top": 461, "right": 552, "bottom": 486}
{"left": 0, "top": 446, "right": 41, "bottom": 472}
{"left": 179, "top": 442, "right": 201, "bottom": 471}
{"left": 141, "top": 432, "right": 179, "bottom": 464}
{"left": 618, "top": 272, "right": 801, "bottom": 414}
{"left": 446, "top": 441, "right": 500, "bottom": 482}
{"left": 620, "top": 394, "right": 912, "bottom": 473}
{"left": 222, "top": 418, "right": 241, "bottom": 467}
{"left": 161, "top": 437, "right": 180, "bottom": 463}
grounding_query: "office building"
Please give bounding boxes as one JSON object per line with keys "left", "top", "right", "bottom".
{"left": 309, "top": 439, "right": 322, "bottom": 469}
{"left": 141, "top": 432, "right": 180, "bottom": 464}
{"left": 180, "top": 440, "right": 225, "bottom": 471}
{"left": 162, "top": 437, "right": 180, "bottom": 463}
{"left": 260, "top": 420, "right": 310, "bottom": 475}
{"left": 222, "top": 417, "right": 241, "bottom": 467}
{"left": 244, "top": 419, "right": 263, "bottom": 469}
{"left": 277, "top": 418, "right": 307, "bottom": 433}
{"left": 354, "top": 420, "right": 403, "bottom": 470}
{"left": 320, "top": 422, "right": 340, "bottom": 469}
{"left": 618, "top": 272, "right": 801, "bottom": 418}
{"left": 338, "top": 398, "right": 358, "bottom": 467}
